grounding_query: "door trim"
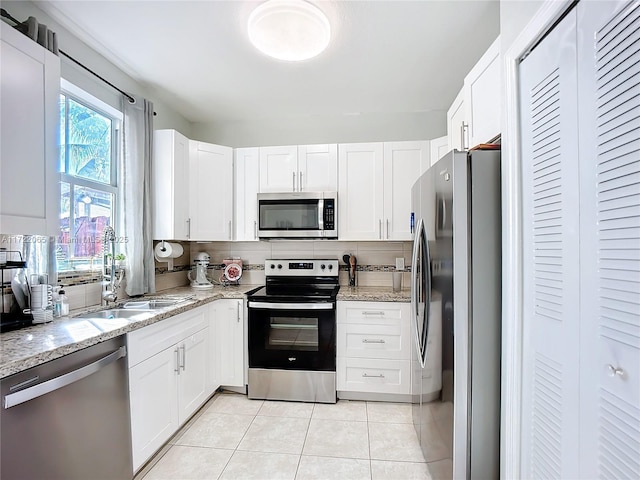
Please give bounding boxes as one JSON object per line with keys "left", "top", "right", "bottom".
{"left": 501, "top": 1, "right": 573, "bottom": 478}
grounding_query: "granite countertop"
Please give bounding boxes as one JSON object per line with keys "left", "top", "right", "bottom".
{"left": 337, "top": 286, "right": 411, "bottom": 302}
{"left": 0, "top": 284, "right": 259, "bottom": 379}
{"left": 1, "top": 284, "right": 410, "bottom": 379}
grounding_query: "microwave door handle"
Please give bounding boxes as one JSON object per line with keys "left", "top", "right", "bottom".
{"left": 318, "top": 199, "right": 324, "bottom": 231}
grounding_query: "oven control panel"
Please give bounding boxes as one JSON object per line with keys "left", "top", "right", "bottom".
{"left": 265, "top": 259, "right": 339, "bottom": 276}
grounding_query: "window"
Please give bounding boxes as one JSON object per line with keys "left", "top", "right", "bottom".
{"left": 57, "top": 82, "right": 122, "bottom": 272}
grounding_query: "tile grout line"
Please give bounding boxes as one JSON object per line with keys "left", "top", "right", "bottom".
{"left": 293, "top": 402, "right": 316, "bottom": 480}
{"left": 215, "top": 395, "right": 262, "bottom": 479}
{"left": 366, "top": 401, "right": 374, "bottom": 480}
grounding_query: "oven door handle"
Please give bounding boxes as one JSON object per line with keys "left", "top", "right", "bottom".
{"left": 248, "top": 301, "right": 334, "bottom": 310}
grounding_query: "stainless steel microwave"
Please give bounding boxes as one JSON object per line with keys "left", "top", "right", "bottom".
{"left": 257, "top": 192, "right": 337, "bottom": 239}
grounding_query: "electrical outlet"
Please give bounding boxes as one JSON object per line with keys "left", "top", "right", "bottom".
{"left": 395, "top": 257, "right": 405, "bottom": 271}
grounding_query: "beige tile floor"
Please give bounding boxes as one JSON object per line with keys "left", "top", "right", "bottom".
{"left": 137, "top": 392, "right": 453, "bottom": 480}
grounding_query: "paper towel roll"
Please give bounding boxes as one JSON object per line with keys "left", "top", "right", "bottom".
{"left": 154, "top": 241, "right": 183, "bottom": 259}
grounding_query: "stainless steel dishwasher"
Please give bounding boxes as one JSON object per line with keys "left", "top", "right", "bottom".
{"left": 1, "top": 335, "right": 133, "bottom": 480}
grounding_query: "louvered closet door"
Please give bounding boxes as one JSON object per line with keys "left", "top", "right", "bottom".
{"left": 519, "top": 8, "right": 581, "bottom": 479}
{"left": 578, "top": 1, "right": 640, "bottom": 478}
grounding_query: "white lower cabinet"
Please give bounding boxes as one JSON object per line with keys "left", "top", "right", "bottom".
{"left": 337, "top": 301, "right": 411, "bottom": 397}
{"left": 210, "top": 299, "right": 245, "bottom": 388}
{"left": 128, "top": 306, "right": 210, "bottom": 472}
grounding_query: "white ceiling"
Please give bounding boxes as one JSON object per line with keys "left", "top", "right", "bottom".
{"left": 36, "top": 1, "right": 500, "bottom": 125}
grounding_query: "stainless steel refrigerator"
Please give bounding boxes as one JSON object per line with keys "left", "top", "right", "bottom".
{"left": 411, "top": 149, "right": 501, "bottom": 479}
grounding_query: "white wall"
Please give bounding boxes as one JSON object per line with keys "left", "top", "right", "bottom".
{"left": 192, "top": 107, "right": 446, "bottom": 147}
{"left": 500, "top": 1, "right": 545, "bottom": 53}
{"left": 2, "top": 1, "right": 192, "bottom": 135}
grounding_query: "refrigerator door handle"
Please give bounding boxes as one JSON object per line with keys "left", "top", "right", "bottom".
{"left": 422, "top": 223, "right": 432, "bottom": 368}
{"left": 411, "top": 219, "right": 424, "bottom": 367}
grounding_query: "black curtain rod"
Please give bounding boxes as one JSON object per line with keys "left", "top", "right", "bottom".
{"left": 1, "top": 8, "right": 157, "bottom": 116}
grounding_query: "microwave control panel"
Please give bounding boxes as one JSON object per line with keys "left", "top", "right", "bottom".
{"left": 323, "top": 199, "right": 335, "bottom": 230}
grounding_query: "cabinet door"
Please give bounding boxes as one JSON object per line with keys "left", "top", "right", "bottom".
{"left": 578, "top": 1, "right": 640, "bottom": 478}
{"left": 519, "top": 9, "right": 581, "bottom": 479}
{"left": 152, "top": 129, "right": 190, "bottom": 240}
{"left": 129, "top": 347, "right": 179, "bottom": 471}
{"left": 0, "top": 23, "right": 59, "bottom": 236}
{"left": 464, "top": 36, "right": 501, "bottom": 147}
{"left": 298, "top": 144, "right": 338, "bottom": 192}
{"left": 212, "top": 299, "right": 244, "bottom": 387}
{"left": 383, "top": 141, "right": 428, "bottom": 240}
{"left": 429, "top": 136, "right": 449, "bottom": 167}
{"left": 234, "top": 147, "right": 259, "bottom": 241}
{"left": 177, "top": 328, "right": 209, "bottom": 424}
{"left": 189, "top": 141, "right": 233, "bottom": 240}
{"left": 338, "top": 143, "right": 384, "bottom": 240}
{"left": 259, "top": 145, "right": 298, "bottom": 192}
{"left": 447, "top": 88, "right": 467, "bottom": 152}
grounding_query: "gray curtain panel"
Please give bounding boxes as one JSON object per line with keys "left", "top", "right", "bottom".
{"left": 121, "top": 94, "right": 156, "bottom": 296}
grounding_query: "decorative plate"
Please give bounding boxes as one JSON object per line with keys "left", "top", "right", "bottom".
{"left": 223, "top": 263, "right": 242, "bottom": 282}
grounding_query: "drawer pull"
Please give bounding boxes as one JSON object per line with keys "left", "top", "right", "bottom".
{"left": 362, "top": 339, "right": 386, "bottom": 344}
{"left": 362, "top": 373, "right": 385, "bottom": 378}
{"left": 362, "top": 311, "right": 385, "bottom": 316}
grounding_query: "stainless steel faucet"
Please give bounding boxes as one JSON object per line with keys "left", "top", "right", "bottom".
{"left": 102, "top": 226, "right": 124, "bottom": 304}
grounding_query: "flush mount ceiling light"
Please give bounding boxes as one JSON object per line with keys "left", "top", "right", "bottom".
{"left": 248, "top": 0, "right": 331, "bottom": 61}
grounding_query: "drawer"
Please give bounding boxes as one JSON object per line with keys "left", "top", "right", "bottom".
{"left": 337, "top": 301, "right": 410, "bottom": 326}
{"left": 128, "top": 306, "right": 208, "bottom": 367}
{"left": 337, "top": 357, "right": 411, "bottom": 395}
{"left": 338, "top": 322, "right": 410, "bottom": 360}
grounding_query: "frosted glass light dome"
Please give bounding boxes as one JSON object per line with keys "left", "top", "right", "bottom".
{"left": 248, "top": 0, "right": 331, "bottom": 61}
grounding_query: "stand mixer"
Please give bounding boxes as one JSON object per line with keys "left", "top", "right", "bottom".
{"left": 188, "top": 252, "right": 214, "bottom": 289}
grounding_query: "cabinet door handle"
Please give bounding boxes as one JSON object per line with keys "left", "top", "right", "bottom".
{"left": 379, "top": 219, "right": 382, "bottom": 239}
{"left": 606, "top": 364, "right": 624, "bottom": 378}
{"left": 362, "top": 311, "right": 385, "bottom": 316}
{"left": 292, "top": 171, "right": 296, "bottom": 191}
{"left": 186, "top": 218, "right": 191, "bottom": 239}
{"left": 237, "top": 302, "right": 241, "bottom": 323}
{"left": 228, "top": 220, "right": 232, "bottom": 240}
{"left": 299, "top": 171, "right": 303, "bottom": 191}
{"left": 460, "top": 121, "right": 469, "bottom": 150}
{"left": 174, "top": 347, "right": 180, "bottom": 375}
{"left": 362, "top": 339, "right": 386, "bottom": 344}
{"left": 254, "top": 220, "right": 258, "bottom": 239}
{"left": 362, "top": 373, "right": 385, "bottom": 378}
{"left": 180, "top": 344, "right": 186, "bottom": 371}
{"left": 386, "top": 219, "right": 389, "bottom": 239}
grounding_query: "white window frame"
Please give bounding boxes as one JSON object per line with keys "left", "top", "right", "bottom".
{"left": 58, "top": 79, "right": 123, "bottom": 273}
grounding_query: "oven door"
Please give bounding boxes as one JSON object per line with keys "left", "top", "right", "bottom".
{"left": 248, "top": 301, "right": 336, "bottom": 371}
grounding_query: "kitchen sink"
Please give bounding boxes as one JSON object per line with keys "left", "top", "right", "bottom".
{"left": 121, "top": 296, "right": 193, "bottom": 310}
{"left": 75, "top": 309, "right": 155, "bottom": 320}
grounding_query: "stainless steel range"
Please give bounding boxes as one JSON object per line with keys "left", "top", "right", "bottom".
{"left": 247, "top": 259, "right": 339, "bottom": 403}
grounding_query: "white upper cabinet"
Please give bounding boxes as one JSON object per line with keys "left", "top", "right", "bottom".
{"left": 446, "top": 35, "right": 501, "bottom": 151}
{"left": 383, "top": 141, "right": 429, "bottom": 240}
{"left": 189, "top": 141, "right": 233, "bottom": 241}
{"left": 339, "top": 141, "right": 425, "bottom": 241}
{"left": 152, "top": 129, "right": 190, "bottom": 240}
{"left": 464, "top": 36, "right": 501, "bottom": 147}
{"left": 338, "top": 143, "right": 385, "bottom": 240}
{"left": 429, "top": 135, "right": 449, "bottom": 166}
{"left": 234, "top": 147, "right": 260, "bottom": 241}
{"left": 298, "top": 144, "right": 338, "bottom": 191}
{"left": 447, "top": 88, "right": 467, "bottom": 152}
{"left": 259, "top": 144, "right": 337, "bottom": 192}
{"left": 259, "top": 145, "right": 298, "bottom": 192}
{"left": 0, "top": 22, "right": 60, "bottom": 236}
